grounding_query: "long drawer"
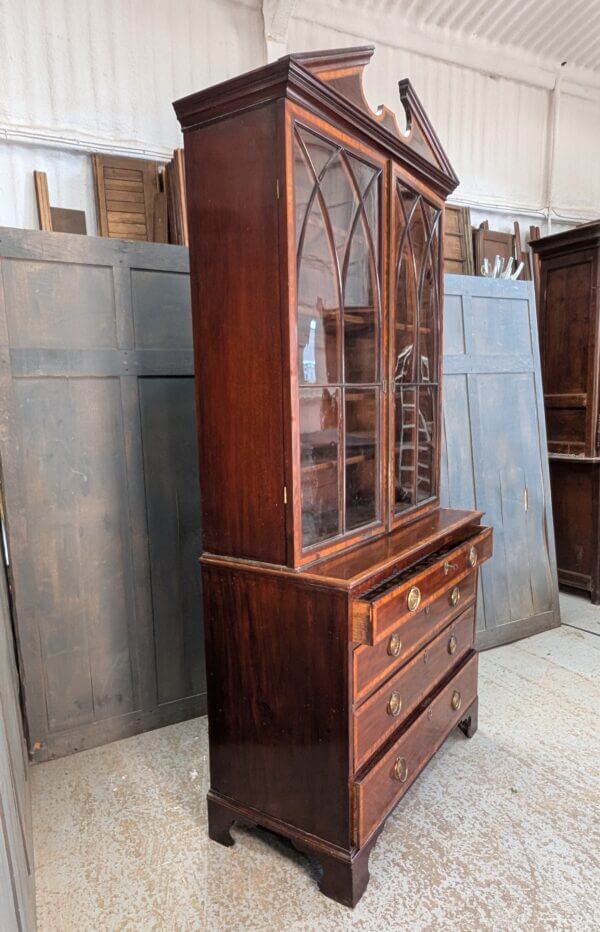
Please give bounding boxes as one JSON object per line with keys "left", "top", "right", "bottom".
{"left": 353, "top": 570, "right": 477, "bottom": 704}
{"left": 351, "top": 526, "right": 492, "bottom": 645}
{"left": 353, "top": 603, "right": 475, "bottom": 770}
{"left": 353, "top": 652, "right": 478, "bottom": 846}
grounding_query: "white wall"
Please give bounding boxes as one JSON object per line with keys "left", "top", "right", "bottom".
{"left": 0, "top": 0, "right": 265, "bottom": 231}
{"left": 287, "top": 2, "right": 600, "bottom": 235}
{"left": 0, "top": 0, "right": 598, "bottom": 236}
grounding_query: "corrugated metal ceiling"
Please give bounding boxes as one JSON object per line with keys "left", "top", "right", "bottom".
{"left": 356, "top": 0, "right": 600, "bottom": 75}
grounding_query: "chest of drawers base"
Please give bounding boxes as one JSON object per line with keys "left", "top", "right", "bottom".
{"left": 203, "top": 520, "right": 491, "bottom": 907}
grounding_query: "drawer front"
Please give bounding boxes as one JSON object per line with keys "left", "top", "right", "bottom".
{"left": 354, "top": 604, "right": 475, "bottom": 770}
{"left": 353, "top": 570, "right": 477, "bottom": 704}
{"left": 352, "top": 526, "right": 491, "bottom": 645}
{"left": 353, "top": 652, "right": 478, "bottom": 846}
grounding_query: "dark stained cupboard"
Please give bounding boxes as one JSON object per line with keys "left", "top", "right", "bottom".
{"left": 532, "top": 222, "right": 600, "bottom": 601}
{"left": 175, "top": 45, "right": 492, "bottom": 907}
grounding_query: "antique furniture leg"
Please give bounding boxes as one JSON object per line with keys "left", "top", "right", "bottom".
{"left": 458, "top": 696, "right": 478, "bottom": 738}
{"left": 207, "top": 794, "right": 235, "bottom": 847}
{"left": 316, "top": 846, "right": 372, "bottom": 908}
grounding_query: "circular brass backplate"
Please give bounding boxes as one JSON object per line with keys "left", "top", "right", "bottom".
{"left": 468, "top": 546, "right": 478, "bottom": 567}
{"left": 387, "top": 690, "right": 403, "bottom": 717}
{"left": 387, "top": 633, "right": 402, "bottom": 657}
{"left": 451, "top": 690, "right": 462, "bottom": 711}
{"left": 393, "top": 757, "right": 408, "bottom": 782}
{"left": 448, "top": 634, "right": 457, "bottom": 655}
{"left": 407, "top": 586, "right": 421, "bottom": 612}
{"left": 449, "top": 586, "right": 460, "bottom": 607}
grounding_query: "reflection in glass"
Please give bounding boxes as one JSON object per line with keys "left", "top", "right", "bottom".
{"left": 394, "top": 250, "right": 416, "bottom": 383}
{"left": 295, "top": 133, "right": 340, "bottom": 385}
{"left": 417, "top": 386, "right": 436, "bottom": 502}
{"left": 346, "top": 389, "right": 378, "bottom": 530}
{"left": 300, "top": 388, "right": 341, "bottom": 547}
{"left": 418, "top": 216, "right": 439, "bottom": 382}
{"left": 344, "top": 180, "right": 378, "bottom": 383}
{"left": 395, "top": 386, "right": 416, "bottom": 513}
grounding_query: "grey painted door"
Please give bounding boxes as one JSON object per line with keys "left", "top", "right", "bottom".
{"left": 441, "top": 275, "right": 560, "bottom": 649}
{"left": 0, "top": 228, "right": 204, "bottom": 762}
{"left": 0, "top": 552, "right": 35, "bottom": 930}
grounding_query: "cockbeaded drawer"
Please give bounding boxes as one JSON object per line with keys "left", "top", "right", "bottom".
{"left": 351, "top": 526, "right": 491, "bottom": 645}
{"left": 353, "top": 652, "right": 478, "bottom": 846}
{"left": 353, "top": 603, "right": 475, "bottom": 769}
{"left": 353, "top": 570, "right": 477, "bottom": 704}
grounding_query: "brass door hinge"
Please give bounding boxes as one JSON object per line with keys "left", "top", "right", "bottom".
{"left": 283, "top": 485, "right": 287, "bottom": 504}
{"left": 276, "top": 179, "right": 280, "bottom": 200}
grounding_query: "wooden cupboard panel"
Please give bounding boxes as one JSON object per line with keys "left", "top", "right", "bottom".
{"left": 2, "top": 258, "right": 116, "bottom": 348}
{"left": 184, "top": 103, "right": 287, "bottom": 564}
{"left": 202, "top": 563, "right": 351, "bottom": 849}
{"left": 131, "top": 269, "right": 192, "bottom": 349}
{"left": 541, "top": 260, "right": 593, "bottom": 397}
{"left": 549, "top": 459, "right": 595, "bottom": 593}
{"left": 139, "top": 378, "right": 205, "bottom": 705}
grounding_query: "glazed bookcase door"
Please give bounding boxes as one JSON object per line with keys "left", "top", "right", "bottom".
{"left": 390, "top": 167, "right": 442, "bottom": 525}
{"left": 292, "top": 120, "right": 386, "bottom": 557}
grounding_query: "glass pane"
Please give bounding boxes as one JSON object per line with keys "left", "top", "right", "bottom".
{"left": 416, "top": 386, "right": 436, "bottom": 502}
{"left": 418, "top": 209, "right": 440, "bottom": 383}
{"left": 394, "top": 248, "right": 416, "bottom": 383}
{"left": 319, "top": 154, "right": 358, "bottom": 274}
{"left": 295, "top": 134, "right": 341, "bottom": 386}
{"left": 298, "top": 127, "right": 336, "bottom": 179}
{"left": 419, "top": 241, "right": 436, "bottom": 384}
{"left": 300, "top": 388, "right": 341, "bottom": 547}
{"left": 346, "top": 388, "right": 378, "bottom": 530}
{"left": 410, "top": 198, "right": 429, "bottom": 281}
{"left": 347, "top": 154, "right": 378, "bottom": 200}
{"left": 344, "top": 179, "right": 379, "bottom": 383}
{"left": 394, "top": 386, "right": 416, "bottom": 513}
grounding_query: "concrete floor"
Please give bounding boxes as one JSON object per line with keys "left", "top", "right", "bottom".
{"left": 32, "top": 592, "right": 600, "bottom": 931}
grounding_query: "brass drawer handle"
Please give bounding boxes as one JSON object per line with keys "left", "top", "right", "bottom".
{"left": 451, "top": 690, "right": 462, "bottom": 711}
{"left": 387, "top": 633, "right": 402, "bottom": 657}
{"left": 387, "top": 690, "right": 402, "bottom": 717}
{"left": 407, "top": 586, "right": 421, "bottom": 612}
{"left": 448, "top": 634, "right": 457, "bottom": 655}
{"left": 468, "top": 546, "right": 478, "bottom": 567}
{"left": 449, "top": 586, "right": 460, "bottom": 607}
{"left": 444, "top": 561, "right": 458, "bottom": 575}
{"left": 393, "top": 757, "right": 408, "bottom": 783}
